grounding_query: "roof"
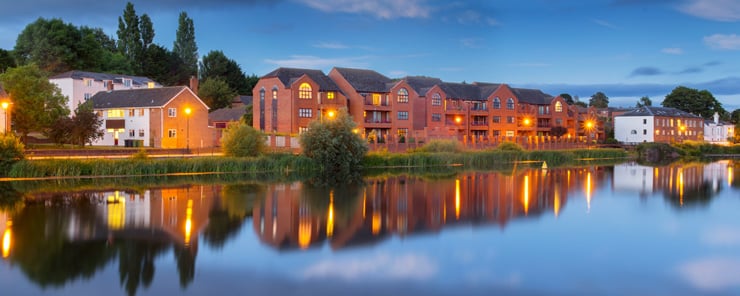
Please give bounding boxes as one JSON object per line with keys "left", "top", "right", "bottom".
{"left": 333, "top": 67, "right": 392, "bottom": 93}
{"left": 474, "top": 82, "right": 502, "bottom": 99}
{"left": 263, "top": 68, "right": 340, "bottom": 91}
{"left": 209, "top": 106, "right": 246, "bottom": 122}
{"left": 403, "top": 76, "right": 443, "bottom": 96}
{"left": 617, "top": 106, "right": 702, "bottom": 118}
{"left": 438, "top": 82, "right": 484, "bottom": 101}
{"left": 50, "top": 70, "right": 159, "bottom": 87}
{"left": 91, "top": 86, "right": 194, "bottom": 109}
{"left": 511, "top": 88, "right": 554, "bottom": 105}
{"left": 237, "top": 95, "right": 253, "bottom": 105}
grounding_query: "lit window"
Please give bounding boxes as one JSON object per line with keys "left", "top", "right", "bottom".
{"left": 398, "top": 111, "right": 409, "bottom": 120}
{"left": 327, "top": 92, "right": 335, "bottom": 99}
{"left": 555, "top": 101, "right": 563, "bottom": 112}
{"left": 139, "top": 109, "right": 145, "bottom": 116}
{"left": 107, "top": 109, "right": 125, "bottom": 118}
{"left": 507, "top": 98, "right": 515, "bottom": 110}
{"left": 299, "top": 83, "right": 312, "bottom": 99}
{"left": 432, "top": 93, "right": 441, "bottom": 106}
{"left": 272, "top": 87, "right": 278, "bottom": 99}
{"left": 168, "top": 129, "right": 177, "bottom": 138}
{"left": 129, "top": 109, "right": 135, "bottom": 117}
{"left": 506, "top": 131, "right": 515, "bottom": 137}
{"left": 299, "top": 108, "right": 312, "bottom": 118}
{"left": 431, "top": 113, "right": 441, "bottom": 122}
{"left": 168, "top": 108, "right": 176, "bottom": 117}
{"left": 299, "top": 127, "right": 308, "bottom": 134}
{"left": 148, "top": 82, "right": 155, "bottom": 88}
{"left": 398, "top": 88, "right": 409, "bottom": 103}
{"left": 372, "top": 94, "right": 382, "bottom": 106}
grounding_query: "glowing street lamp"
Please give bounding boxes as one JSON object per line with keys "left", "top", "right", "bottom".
{"left": 327, "top": 110, "right": 336, "bottom": 119}
{"left": 523, "top": 118, "right": 531, "bottom": 126}
{"left": 184, "top": 107, "right": 192, "bottom": 151}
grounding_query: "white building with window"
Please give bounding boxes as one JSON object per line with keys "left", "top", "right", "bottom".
{"left": 704, "top": 112, "right": 735, "bottom": 145}
{"left": 50, "top": 71, "right": 161, "bottom": 113}
{"left": 614, "top": 106, "right": 704, "bottom": 144}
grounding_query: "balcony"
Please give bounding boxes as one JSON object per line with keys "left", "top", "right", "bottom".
{"left": 365, "top": 118, "right": 392, "bottom": 127}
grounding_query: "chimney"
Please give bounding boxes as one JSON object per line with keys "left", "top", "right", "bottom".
{"left": 714, "top": 112, "right": 719, "bottom": 124}
{"left": 189, "top": 76, "right": 199, "bottom": 94}
{"left": 106, "top": 80, "right": 114, "bottom": 91}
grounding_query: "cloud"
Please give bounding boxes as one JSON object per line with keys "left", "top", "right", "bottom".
{"left": 678, "top": 0, "right": 740, "bottom": 22}
{"left": 661, "top": 47, "right": 684, "bottom": 55}
{"left": 704, "top": 34, "right": 740, "bottom": 50}
{"left": 296, "top": 0, "right": 431, "bottom": 19}
{"left": 592, "top": 19, "right": 618, "bottom": 29}
{"left": 702, "top": 227, "right": 740, "bottom": 246}
{"left": 630, "top": 67, "right": 663, "bottom": 77}
{"left": 455, "top": 10, "right": 498, "bottom": 26}
{"left": 704, "top": 61, "right": 722, "bottom": 66}
{"left": 678, "top": 257, "right": 740, "bottom": 291}
{"left": 677, "top": 67, "right": 702, "bottom": 74}
{"left": 303, "top": 253, "right": 437, "bottom": 280}
{"left": 313, "top": 42, "right": 349, "bottom": 49}
{"left": 264, "top": 55, "right": 370, "bottom": 69}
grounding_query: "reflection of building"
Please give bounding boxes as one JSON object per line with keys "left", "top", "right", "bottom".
{"left": 253, "top": 168, "right": 605, "bottom": 252}
{"left": 613, "top": 162, "right": 654, "bottom": 196}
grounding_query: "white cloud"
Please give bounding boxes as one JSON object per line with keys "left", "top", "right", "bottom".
{"left": 313, "top": 42, "right": 349, "bottom": 49}
{"left": 303, "top": 252, "right": 437, "bottom": 280}
{"left": 704, "top": 34, "right": 740, "bottom": 50}
{"left": 678, "top": 257, "right": 740, "bottom": 291}
{"left": 661, "top": 47, "right": 684, "bottom": 55}
{"left": 679, "top": 0, "right": 740, "bottom": 22}
{"left": 264, "top": 55, "right": 370, "bottom": 69}
{"left": 296, "top": 0, "right": 431, "bottom": 19}
{"left": 702, "top": 227, "right": 740, "bottom": 246}
{"left": 592, "top": 19, "right": 618, "bottom": 29}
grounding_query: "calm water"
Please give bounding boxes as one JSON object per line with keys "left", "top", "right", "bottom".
{"left": 1, "top": 161, "right": 739, "bottom": 296}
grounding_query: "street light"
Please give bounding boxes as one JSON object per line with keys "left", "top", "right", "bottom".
{"left": 584, "top": 119, "right": 595, "bottom": 146}
{"left": 184, "top": 107, "right": 191, "bottom": 151}
{"left": 327, "top": 110, "right": 336, "bottom": 119}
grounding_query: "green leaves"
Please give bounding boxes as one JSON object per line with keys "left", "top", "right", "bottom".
{"left": 663, "top": 86, "right": 726, "bottom": 118}
{"left": 299, "top": 109, "right": 369, "bottom": 177}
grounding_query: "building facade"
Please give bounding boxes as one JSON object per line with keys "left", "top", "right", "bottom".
{"left": 704, "top": 112, "right": 735, "bottom": 145}
{"left": 614, "top": 106, "right": 704, "bottom": 144}
{"left": 90, "top": 86, "right": 210, "bottom": 148}
{"left": 50, "top": 70, "right": 161, "bottom": 113}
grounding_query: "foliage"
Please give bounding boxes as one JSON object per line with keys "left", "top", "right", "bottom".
{"left": 299, "top": 108, "right": 368, "bottom": 176}
{"left": 0, "top": 133, "right": 25, "bottom": 174}
{"left": 132, "top": 148, "right": 148, "bottom": 160}
{"left": 70, "top": 102, "right": 103, "bottom": 147}
{"left": 139, "top": 14, "right": 154, "bottom": 50}
{"left": 560, "top": 93, "right": 574, "bottom": 104}
{"left": 551, "top": 126, "right": 568, "bottom": 137}
{"left": 173, "top": 12, "right": 198, "bottom": 77}
{"left": 0, "top": 49, "right": 16, "bottom": 73}
{"left": 117, "top": 2, "right": 143, "bottom": 72}
{"left": 636, "top": 96, "right": 652, "bottom": 108}
{"left": 662, "top": 86, "right": 726, "bottom": 119}
{"left": 199, "top": 50, "right": 249, "bottom": 94}
{"left": 140, "top": 44, "right": 189, "bottom": 86}
{"left": 635, "top": 142, "right": 682, "bottom": 163}
{"left": 497, "top": 141, "right": 524, "bottom": 151}
{"left": 242, "top": 104, "right": 253, "bottom": 126}
{"left": 415, "top": 139, "right": 463, "bottom": 153}
{"left": 198, "top": 78, "right": 236, "bottom": 110}
{"left": 221, "top": 123, "right": 266, "bottom": 157}
{"left": 245, "top": 74, "right": 260, "bottom": 94}
{"left": 589, "top": 91, "right": 609, "bottom": 108}
{"left": 0, "top": 64, "right": 69, "bottom": 143}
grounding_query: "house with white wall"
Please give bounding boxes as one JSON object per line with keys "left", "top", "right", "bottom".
{"left": 704, "top": 112, "right": 734, "bottom": 145}
{"left": 50, "top": 70, "right": 161, "bottom": 113}
{"left": 614, "top": 106, "right": 704, "bottom": 144}
{"left": 90, "top": 86, "right": 210, "bottom": 148}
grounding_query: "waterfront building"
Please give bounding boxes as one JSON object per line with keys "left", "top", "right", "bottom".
{"left": 614, "top": 106, "right": 703, "bottom": 144}
{"left": 50, "top": 70, "right": 161, "bottom": 113}
{"left": 704, "top": 112, "right": 735, "bottom": 145}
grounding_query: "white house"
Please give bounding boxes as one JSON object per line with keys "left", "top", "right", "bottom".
{"left": 50, "top": 70, "right": 161, "bottom": 113}
{"left": 614, "top": 106, "right": 704, "bottom": 144}
{"left": 704, "top": 112, "right": 735, "bottom": 145}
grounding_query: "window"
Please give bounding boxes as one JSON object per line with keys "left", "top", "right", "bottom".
{"left": 506, "top": 131, "right": 515, "bottom": 137}
{"left": 299, "top": 127, "right": 308, "bottom": 134}
{"left": 129, "top": 129, "right": 135, "bottom": 137}
{"left": 432, "top": 93, "right": 441, "bottom": 106}
{"left": 147, "top": 82, "right": 155, "bottom": 88}
{"left": 397, "top": 88, "right": 409, "bottom": 103}
{"left": 128, "top": 109, "right": 135, "bottom": 117}
{"left": 507, "top": 98, "right": 515, "bottom": 110}
{"left": 103, "top": 81, "right": 110, "bottom": 88}
{"left": 431, "top": 113, "right": 441, "bottom": 122}
{"left": 139, "top": 109, "right": 145, "bottom": 116}
{"left": 298, "top": 108, "right": 312, "bottom": 118}
{"left": 555, "top": 101, "right": 563, "bottom": 112}
{"left": 397, "top": 128, "right": 408, "bottom": 138}
{"left": 493, "top": 97, "right": 501, "bottom": 109}
{"left": 556, "top": 118, "right": 563, "bottom": 125}
{"left": 630, "top": 130, "right": 637, "bottom": 135}
{"left": 299, "top": 83, "right": 312, "bottom": 99}
{"left": 85, "top": 79, "right": 93, "bottom": 87}
{"left": 538, "top": 106, "right": 549, "bottom": 115}
{"left": 84, "top": 93, "right": 92, "bottom": 101}
{"left": 643, "top": 119, "right": 647, "bottom": 124}
{"left": 372, "top": 94, "right": 382, "bottom": 105}
{"left": 492, "top": 116, "right": 501, "bottom": 123}
{"left": 139, "top": 129, "right": 145, "bottom": 137}
{"left": 168, "top": 129, "right": 177, "bottom": 138}
{"left": 123, "top": 79, "right": 131, "bottom": 87}
{"left": 398, "top": 111, "right": 409, "bottom": 120}
{"left": 492, "top": 130, "right": 500, "bottom": 136}
{"left": 168, "top": 108, "right": 176, "bottom": 117}
{"left": 272, "top": 87, "right": 278, "bottom": 100}
{"left": 507, "top": 116, "right": 515, "bottom": 123}
{"left": 107, "top": 109, "right": 125, "bottom": 118}
{"left": 643, "top": 129, "right": 647, "bottom": 135}
{"left": 326, "top": 92, "right": 335, "bottom": 99}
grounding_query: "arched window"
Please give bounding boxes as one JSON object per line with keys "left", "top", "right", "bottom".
{"left": 299, "top": 83, "right": 312, "bottom": 99}
{"left": 259, "top": 88, "right": 266, "bottom": 131}
{"left": 493, "top": 97, "right": 501, "bottom": 109}
{"left": 432, "top": 93, "right": 442, "bottom": 106}
{"left": 506, "top": 98, "right": 515, "bottom": 110}
{"left": 555, "top": 101, "right": 563, "bottom": 112}
{"left": 272, "top": 86, "right": 278, "bottom": 99}
{"left": 398, "top": 88, "right": 409, "bottom": 103}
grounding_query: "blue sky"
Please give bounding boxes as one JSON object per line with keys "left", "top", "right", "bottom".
{"left": 0, "top": 0, "right": 739, "bottom": 109}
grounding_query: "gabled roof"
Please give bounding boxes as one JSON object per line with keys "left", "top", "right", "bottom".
{"left": 263, "top": 67, "right": 340, "bottom": 91}
{"left": 209, "top": 106, "right": 245, "bottom": 123}
{"left": 438, "top": 82, "right": 484, "bottom": 101}
{"left": 511, "top": 88, "right": 554, "bottom": 105}
{"left": 617, "top": 106, "right": 702, "bottom": 118}
{"left": 474, "top": 82, "right": 502, "bottom": 99}
{"left": 333, "top": 67, "right": 392, "bottom": 93}
{"left": 91, "top": 86, "right": 204, "bottom": 109}
{"left": 50, "top": 70, "right": 159, "bottom": 87}
{"left": 237, "top": 95, "right": 253, "bottom": 105}
{"left": 403, "top": 76, "right": 443, "bottom": 96}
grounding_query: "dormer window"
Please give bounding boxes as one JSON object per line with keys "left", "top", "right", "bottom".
{"left": 123, "top": 79, "right": 132, "bottom": 87}
{"left": 299, "top": 83, "right": 312, "bottom": 99}
{"left": 555, "top": 101, "right": 563, "bottom": 112}
{"left": 507, "top": 98, "right": 515, "bottom": 110}
{"left": 397, "top": 88, "right": 409, "bottom": 103}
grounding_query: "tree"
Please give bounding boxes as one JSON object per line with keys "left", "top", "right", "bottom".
{"left": 589, "top": 92, "right": 609, "bottom": 108}
{"left": 117, "top": 2, "right": 143, "bottom": 73}
{"left": 551, "top": 126, "right": 568, "bottom": 137}
{"left": 636, "top": 96, "right": 652, "bottom": 108}
{"left": 69, "top": 102, "right": 103, "bottom": 147}
{"left": 200, "top": 50, "right": 249, "bottom": 94}
{"left": 299, "top": 108, "right": 369, "bottom": 176}
{"left": 560, "top": 93, "right": 575, "bottom": 104}
{"left": 141, "top": 44, "right": 189, "bottom": 86}
{"left": 139, "top": 14, "right": 154, "bottom": 51}
{"left": 173, "top": 12, "right": 198, "bottom": 77}
{"left": 0, "top": 65, "right": 69, "bottom": 143}
{"left": 242, "top": 104, "right": 253, "bottom": 126}
{"left": 662, "top": 86, "right": 726, "bottom": 119}
{"left": 0, "top": 134, "right": 24, "bottom": 174}
{"left": 221, "top": 123, "right": 266, "bottom": 157}
{"left": 14, "top": 18, "right": 101, "bottom": 73}
{"left": 198, "top": 78, "right": 236, "bottom": 110}
{"left": 0, "top": 49, "right": 15, "bottom": 73}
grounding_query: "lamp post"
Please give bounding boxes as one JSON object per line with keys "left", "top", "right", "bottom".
{"left": 585, "top": 120, "right": 595, "bottom": 147}
{"left": 184, "top": 107, "right": 191, "bottom": 152}
{"left": 1, "top": 101, "right": 8, "bottom": 134}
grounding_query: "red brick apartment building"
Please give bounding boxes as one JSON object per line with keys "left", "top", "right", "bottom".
{"left": 253, "top": 67, "right": 586, "bottom": 143}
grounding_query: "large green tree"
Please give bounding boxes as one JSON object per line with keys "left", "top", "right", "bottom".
{"left": 117, "top": 2, "right": 143, "bottom": 72}
{"left": 0, "top": 64, "right": 69, "bottom": 143}
{"left": 173, "top": 12, "right": 198, "bottom": 77}
{"left": 589, "top": 92, "right": 609, "bottom": 108}
{"left": 636, "top": 96, "right": 652, "bottom": 108}
{"left": 198, "top": 78, "right": 236, "bottom": 110}
{"left": 14, "top": 18, "right": 105, "bottom": 73}
{"left": 662, "top": 86, "right": 726, "bottom": 118}
{"left": 140, "top": 44, "right": 189, "bottom": 86}
{"left": 0, "top": 49, "right": 15, "bottom": 73}
{"left": 199, "top": 50, "right": 249, "bottom": 94}
{"left": 300, "top": 108, "right": 368, "bottom": 177}
{"left": 560, "top": 93, "right": 575, "bottom": 104}
{"left": 139, "top": 14, "right": 154, "bottom": 51}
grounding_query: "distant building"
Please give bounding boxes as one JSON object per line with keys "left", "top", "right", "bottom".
{"left": 704, "top": 112, "right": 735, "bottom": 145}
{"left": 208, "top": 96, "right": 253, "bottom": 146}
{"left": 90, "top": 86, "right": 210, "bottom": 148}
{"left": 0, "top": 83, "right": 10, "bottom": 134}
{"left": 50, "top": 70, "right": 161, "bottom": 113}
{"left": 614, "top": 106, "right": 703, "bottom": 144}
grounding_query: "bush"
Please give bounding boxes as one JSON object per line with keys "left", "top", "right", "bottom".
{"left": 0, "top": 134, "right": 25, "bottom": 174}
{"left": 221, "top": 123, "right": 266, "bottom": 157}
{"left": 416, "top": 139, "right": 462, "bottom": 153}
{"left": 496, "top": 141, "right": 524, "bottom": 152}
{"left": 300, "top": 108, "right": 368, "bottom": 176}
{"left": 132, "top": 148, "right": 148, "bottom": 160}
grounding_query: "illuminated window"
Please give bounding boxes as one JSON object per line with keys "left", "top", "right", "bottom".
{"left": 493, "top": 97, "right": 501, "bottom": 109}
{"left": 432, "top": 93, "right": 442, "bottom": 106}
{"left": 148, "top": 82, "right": 155, "bottom": 88}
{"left": 506, "top": 131, "right": 515, "bottom": 137}
{"left": 398, "top": 111, "right": 409, "bottom": 120}
{"left": 299, "top": 127, "right": 308, "bottom": 134}
{"left": 129, "top": 109, "right": 135, "bottom": 117}
{"left": 327, "top": 92, "right": 335, "bottom": 99}
{"left": 168, "top": 108, "right": 176, "bottom": 117}
{"left": 139, "top": 109, "right": 145, "bottom": 116}
{"left": 397, "top": 128, "right": 408, "bottom": 138}
{"left": 168, "top": 129, "right": 177, "bottom": 138}
{"left": 299, "top": 83, "right": 312, "bottom": 99}
{"left": 431, "top": 113, "right": 441, "bottom": 121}
{"left": 272, "top": 87, "right": 278, "bottom": 99}
{"left": 107, "top": 109, "right": 125, "bottom": 118}
{"left": 555, "top": 101, "right": 563, "bottom": 112}
{"left": 372, "top": 94, "right": 381, "bottom": 106}
{"left": 298, "top": 108, "right": 312, "bottom": 118}
{"left": 507, "top": 98, "right": 515, "bottom": 110}
{"left": 85, "top": 79, "right": 93, "bottom": 87}
{"left": 397, "top": 88, "right": 409, "bottom": 103}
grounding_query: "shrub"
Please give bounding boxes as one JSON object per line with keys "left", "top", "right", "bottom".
{"left": 416, "top": 139, "right": 462, "bottom": 153}
{"left": 497, "top": 141, "right": 524, "bottom": 152}
{"left": 132, "top": 148, "right": 148, "bottom": 160}
{"left": 221, "top": 123, "right": 267, "bottom": 157}
{"left": 0, "top": 134, "right": 25, "bottom": 174}
{"left": 299, "top": 108, "right": 368, "bottom": 176}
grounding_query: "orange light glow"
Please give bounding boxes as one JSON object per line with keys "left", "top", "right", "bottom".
{"left": 184, "top": 107, "right": 192, "bottom": 115}
{"left": 585, "top": 120, "right": 594, "bottom": 129}
{"left": 185, "top": 199, "right": 193, "bottom": 245}
{"left": 299, "top": 217, "right": 312, "bottom": 249}
{"left": 1, "top": 102, "right": 8, "bottom": 110}
{"left": 372, "top": 211, "right": 381, "bottom": 235}
{"left": 327, "top": 110, "right": 336, "bottom": 118}
{"left": 326, "top": 192, "right": 334, "bottom": 238}
{"left": 107, "top": 191, "right": 125, "bottom": 230}
{"left": 586, "top": 172, "right": 592, "bottom": 212}
{"left": 455, "top": 116, "right": 462, "bottom": 124}
{"left": 728, "top": 166, "right": 733, "bottom": 187}
{"left": 678, "top": 169, "right": 684, "bottom": 207}
{"left": 523, "top": 118, "right": 531, "bottom": 126}
{"left": 2, "top": 227, "right": 10, "bottom": 258}
{"left": 523, "top": 175, "right": 530, "bottom": 215}
{"left": 455, "top": 179, "right": 461, "bottom": 219}
{"left": 554, "top": 192, "right": 561, "bottom": 218}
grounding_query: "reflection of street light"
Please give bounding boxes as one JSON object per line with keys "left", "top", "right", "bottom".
{"left": 1, "top": 101, "right": 9, "bottom": 134}
{"left": 184, "top": 107, "right": 191, "bottom": 151}
{"left": 3, "top": 221, "right": 12, "bottom": 258}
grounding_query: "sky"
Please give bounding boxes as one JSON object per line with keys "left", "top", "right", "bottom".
{"left": 0, "top": 0, "right": 739, "bottom": 109}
